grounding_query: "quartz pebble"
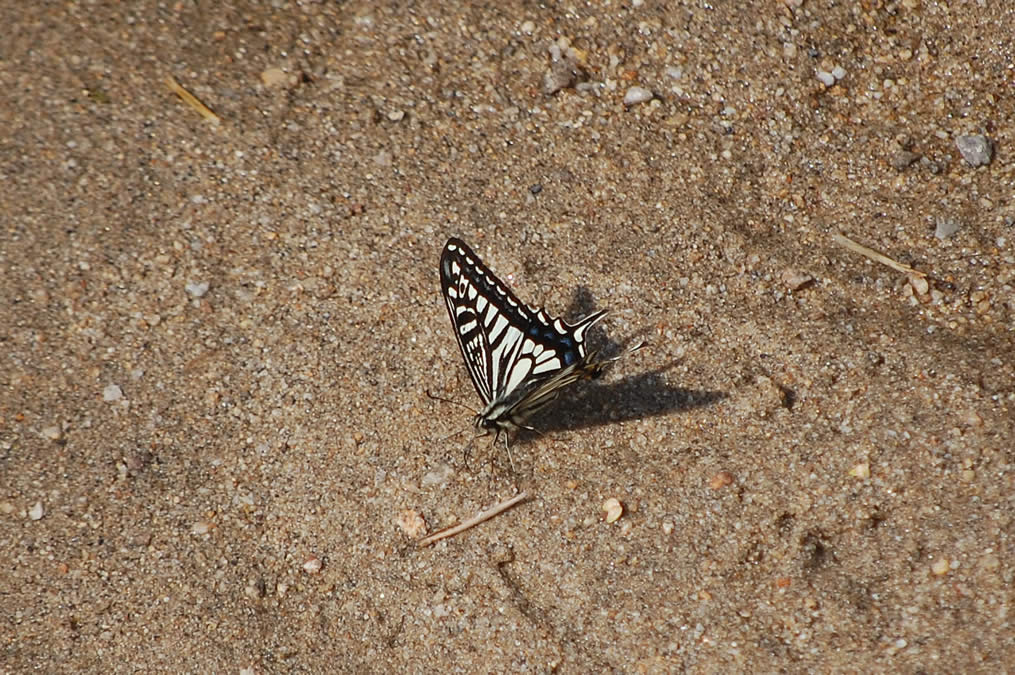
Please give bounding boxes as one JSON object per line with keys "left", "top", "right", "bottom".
{"left": 186, "top": 281, "right": 210, "bottom": 298}
{"left": 955, "top": 134, "right": 993, "bottom": 167}
{"left": 623, "top": 86, "right": 653, "bottom": 106}
{"left": 602, "top": 498, "right": 624, "bottom": 523}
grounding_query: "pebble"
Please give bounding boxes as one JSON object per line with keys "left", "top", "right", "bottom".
{"left": 185, "top": 281, "right": 209, "bottom": 298}
{"left": 102, "top": 384, "right": 123, "bottom": 402}
{"left": 602, "top": 498, "right": 624, "bottom": 523}
{"left": 781, "top": 269, "right": 814, "bottom": 291}
{"left": 191, "top": 521, "right": 212, "bottom": 535}
{"left": 303, "top": 555, "right": 322, "bottom": 574}
{"left": 261, "top": 67, "right": 289, "bottom": 87}
{"left": 397, "top": 509, "right": 428, "bottom": 538}
{"left": 934, "top": 217, "right": 962, "bottom": 240}
{"left": 955, "top": 134, "right": 993, "bottom": 167}
{"left": 849, "top": 462, "right": 870, "bottom": 479}
{"left": 29, "top": 501, "right": 45, "bottom": 520}
{"left": 623, "top": 86, "right": 653, "bottom": 106}
{"left": 890, "top": 150, "right": 921, "bottom": 170}
{"left": 816, "top": 70, "right": 836, "bottom": 87}
{"left": 41, "top": 425, "right": 63, "bottom": 441}
{"left": 908, "top": 275, "right": 929, "bottom": 295}
{"left": 709, "top": 471, "right": 734, "bottom": 490}
{"left": 931, "top": 558, "right": 951, "bottom": 575}
{"left": 543, "top": 59, "right": 583, "bottom": 95}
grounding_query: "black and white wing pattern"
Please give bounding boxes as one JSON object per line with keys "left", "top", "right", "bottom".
{"left": 439, "top": 237, "right": 608, "bottom": 438}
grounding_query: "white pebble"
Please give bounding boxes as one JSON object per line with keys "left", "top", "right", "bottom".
{"left": 831, "top": 65, "right": 847, "bottom": 81}
{"left": 303, "top": 556, "right": 322, "bottom": 574}
{"left": 41, "top": 425, "right": 62, "bottom": 441}
{"left": 816, "top": 70, "right": 835, "bottom": 86}
{"left": 191, "top": 521, "right": 212, "bottom": 535}
{"left": 185, "top": 281, "right": 210, "bottom": 298}
{"left": 602, "top": 497, "right": 624, "bottom": 523}
{"left": 29, "top": 501, "right": 45, "bottom": 520}
{"left": 935, "top": 218, "right": 962, "bottom": 240}
{"left": 623, "top": 86, "right": 653, "bottom": 106}
{"left": 955, "top": 134, "right": 993, "bottom": 167}
{"left": 103, "top": 384, "right": 123, "bottom": 402}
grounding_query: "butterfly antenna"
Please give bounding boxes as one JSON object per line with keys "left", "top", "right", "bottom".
{"left": 435, "top": 427, "right": 466, "bottom": 445}
{"left": 425, "top": 389, "right": 479, "bottom": 416}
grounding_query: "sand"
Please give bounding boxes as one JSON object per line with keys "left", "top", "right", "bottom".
{"left": 2, "top": 1, "right": 1012, "bottom": 671}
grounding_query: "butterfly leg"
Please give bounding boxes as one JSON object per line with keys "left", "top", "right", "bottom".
{"left": 496, "top": 429, "right": 516, "bottom": 473}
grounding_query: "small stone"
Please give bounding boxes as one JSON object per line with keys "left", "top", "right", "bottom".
{"left": 28, "top": 502, "right": 45, "bottom": 520}
{"left": 623, "top": 86, "right": 653, "bottom": 106}
{"left": 102, "top": 384, "right": 123, "bottom": 402}
{"left": 661, "top": 521, "right": 674, "bottom": 535}
{"left": 816, "top": 70, "right": 835, "bottom": 86}
{"left": 781, "top": 268, "right": 814, "bottom": 291}
{"left": 959, "top": 409, "right": 983, "bottom": 427}
{"left": 935, "top": 217, "right": 962, "bottom": 240}
{"left": 191, "top": 521, "right": 212, "bottom": 535}
{"left": 543, "top": 51, "right": 586, "bottom": 95}
{"left": 602, "top": 498, "right": 624, "bottom": 523}
{"left": 931, "top": 558, "right": 950, "bottom": 575}
{"left": 955, "top": 134, "right": 993, "bottom": 167}
{"left": 397, "top": 509, "right": 428, "bottom": 538}
{"left": 261, "top": 67, "right": 290, "bottom": 87}
{"left": 244, "top": 578, "right": 266, "bottom": 600}
{"left": 185, "top": 281, "right": 209, "bottom": 298}
{"left": 303, "top": 555, "right": 322, "bottom": 574}
{"left": 831, "top": 65, "right": 847, "bottom": 81}
{"left": 909, "top": 275, "right": 929, "bottom": 296}
{"left": 709, "top": 471, "right": 734, "bottom": 490}
{"left": 386, "top": 110, "right": 405, "bottom": 122}
{"left": 41, "top": 425, "right": 62, "bottom": 441}
{"left": 890, "top": 150, "right": 921, "bottom": 170}
{"left": 849, "top": 462, "right": 870, "bottom": 479}
{"left": 421, "top": 464, "right": 453, "bottom": 487}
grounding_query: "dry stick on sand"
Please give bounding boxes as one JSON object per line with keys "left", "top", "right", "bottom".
{"left": 833, "top": 233, "right": 927, "bottom": 278}
{"left": 165, "top": 75, "right": 221, "bottom": 123}
{"left": 417, "top": 492, "right": 529, "bottom": 547}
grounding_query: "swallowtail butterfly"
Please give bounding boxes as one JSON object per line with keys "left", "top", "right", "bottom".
{"left": 440, "top": 237, "right": 624, "bottom": 446}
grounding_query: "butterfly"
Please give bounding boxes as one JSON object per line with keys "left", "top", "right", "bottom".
{"left": 439, "top": 237, "right": 633, "bottom": 448}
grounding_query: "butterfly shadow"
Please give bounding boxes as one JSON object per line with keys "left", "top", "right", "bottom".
{"left": 524, "top": 360, "right": 726, "bottom": 437}
{"left": 515, "top": 288, "right": 728, "bottom": 435}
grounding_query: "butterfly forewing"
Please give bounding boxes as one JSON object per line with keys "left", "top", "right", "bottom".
{"left": 440, "top": 238, "right": 606, "bottom": 432}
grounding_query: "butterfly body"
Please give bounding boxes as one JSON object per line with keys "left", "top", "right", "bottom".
{"left": 439, "top": 237, "right": 610, "bottom": 443}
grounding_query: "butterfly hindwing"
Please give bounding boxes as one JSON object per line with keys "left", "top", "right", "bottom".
{"left": 440, "top": 237, "right": 607, "bottom": 434}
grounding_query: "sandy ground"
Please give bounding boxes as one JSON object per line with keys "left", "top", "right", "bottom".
{"left": 2, "top": 1, "right": 1013, "bottom": 672}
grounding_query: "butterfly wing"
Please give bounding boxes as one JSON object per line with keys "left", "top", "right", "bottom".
{"left": 439, "top": 237, "right": 606, "bottom": 427}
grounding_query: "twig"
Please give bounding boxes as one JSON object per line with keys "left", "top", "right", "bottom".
{"left": 833, "top": 233, "right": 926, "bottom": 278}
{"left": 416, "top": 492, "right": 529, "bottom": 547}
{"left": 165, "top": 75, "right": 221, "bottom": 123}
